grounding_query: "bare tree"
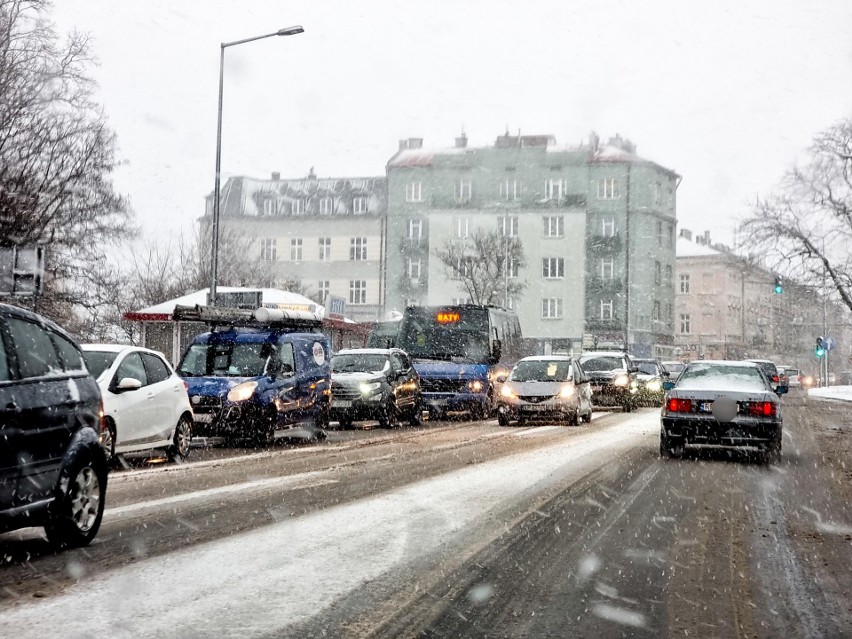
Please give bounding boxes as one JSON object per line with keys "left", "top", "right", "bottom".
{"left": 0, "top": 0, "right": 134, "bottom": 326}
{"left": 740, "top": 119, "right": 852, "bottom": 312}
{"left": 433, "top": 228, "right": 527, "bottom": 306}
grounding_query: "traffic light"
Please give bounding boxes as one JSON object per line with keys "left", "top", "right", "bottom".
{"left": 773, "top": 276, "right": 783, "bottom": 294}
{"left": 815, "top": 336, "right": 826, "bottom": 358}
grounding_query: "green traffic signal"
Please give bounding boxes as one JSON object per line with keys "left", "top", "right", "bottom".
{"left": 815, "top": 336, "right": 825, "bottom": 358}
{"left": 773, "top": 276, "right": 783, "bottom": 294}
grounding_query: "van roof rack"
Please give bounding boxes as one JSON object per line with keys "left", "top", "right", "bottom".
{"left": 172, "top": 304, "right": 322, "bottom": 329}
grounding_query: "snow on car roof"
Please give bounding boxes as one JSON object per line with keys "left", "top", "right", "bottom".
{"left": 518, "top": 355, "right": 574, "bottom": 362}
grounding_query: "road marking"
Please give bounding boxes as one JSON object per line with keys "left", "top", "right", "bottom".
{"left": 514, "top": 425, "right": 563, "bottom": 436}
{"left": 106, "top": 471, "right": 338, "bottom": 517}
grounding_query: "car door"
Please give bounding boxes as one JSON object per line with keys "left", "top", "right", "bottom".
{"left": 4, "top": 316, "right": 74, "bottom": 505}
{"left": 389, "top": 352, "right": 411, "bottom": 411}
{"left": 399, "top": 352, "right": 419, "bottom": 408}
{"left": 575, "top": 361, "right": 592, "bottom": 410}
{"left": 110, "top": 351, "right": 151, "bottom": 449}
{"left": 140, "top": 352, "right": 179, "bottom": 445}
{"left": 0, "top": 320, "right": 17, "bottom": 508}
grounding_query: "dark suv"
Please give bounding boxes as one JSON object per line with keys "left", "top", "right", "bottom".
{"left": 0, "top": 303, "right": 107, "bottom": 547}
{"left": 330, "top": 348, "right": 422, "bottom": 428}
{"left": 578, "top": 351, "right": 640, "bottom": 412}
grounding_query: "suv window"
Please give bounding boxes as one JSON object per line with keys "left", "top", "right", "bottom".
{"left": 278, "top": 342, "right": 296, "bottom": 374}
{"left": 390, "top": 352, "right": 405, "bottom": 372}
{"left": 0, "top": 331, "right": 9, "bottom": 382}
{"left": 115, "top": 352, "right": 148, "bottom": 386}
{"left": 141, "top": 352, "right": 170, "bottom": 384}
{"left": 6, "top": 317, "right": 61, "bottom": 378}
{"left": 53, "top": 332, "right": 85, "bottom": 372}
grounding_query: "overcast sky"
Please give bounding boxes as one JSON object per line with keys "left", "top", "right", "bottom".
{"left": 52, "top": 0, "right": 852, "bottom": 247}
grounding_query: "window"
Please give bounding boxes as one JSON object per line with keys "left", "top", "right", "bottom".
{"left": 653, "top": 301, "right": 660, "bottom": 322}
{"left": 541, "top": 298, "right": 563, "bottom": 319}
{"left": 657, "top": 221, "right": 663, "bottom": 247}
{"left": 545, "top": 179, "right": 564, "bottom": 201}
{"left": 542, "top": 257, "right": 564, "bottom": 279}
{"left": 407, "top": 258, "right": 421, "bottom": 280}
{"left": 680, "top": 274, "right": 690, "bottom": 293}
{"left": 292, "top": 198, "right": 306, "bottom": 215}
{"left": 498, "top": 216, "right": 519, "bottom": 237}
{"left": 319, "top": 197, "right": 333, "bottom": 215}
{"left": 668, "top": 223, "right": 674, "bottom": 248}
{"left": 349, "top": 280, "right": 367, "bottom": 304}
{"left": 654, "top": 182, "right": 662, "bottom": 206}
{"left": 504, "top": 257, "right": 519, "bottom": 278}
{"left": 262, "top": 198, "right": 283, "bottom": 216}
{"left": 680, "top": 313, "right": 691, "bottom": 334}
{"left": 259, "top": 238, "right": 277, "bottom": 261}
{"left": 318, "top": 280, "right": 329, "bottom": 301}
{"left": 7, "top": 317, "right": 61, "bottom": 378}
{"left": 453, "top": 217, "right": 469, "bottom": 239}
{"left": 597, "top": 178, "right": 620, "bottom": 199}
{"left": 654, "top": 261, "right": 661, "bottom": 285}
{"left": 600, "top": 258, "right": 614, "bottom": 279}
{"left": 455, "top": 180, "right": 472, "bottom": 203}
{"left": 318, "top": 237, "right": 331, "bottom": 261}
{"left": 405, "top": 182, "right": 423, "bottom": 202}
{"left": 353, "top": 196, "right": 368, "bottom": 214}
{"left": 278, "top": 342, "right": 296, "bottom": 374}
{"left": 0, "top": 327, "right": 8, "bottom": 381}
{"left": 665, "top": 264, "right": 672, "bottom": 285}
{"left": 53, "top": 333, "right": 84, "bottom": 371}
{"left": 408, "top": 218, "right": 423, "bottom": 239}
{"left": 141, "top": 353, "right": 170, "bottom": 384}
{"left": 350, "top": 237, "right": 367, "bottom": 261}
{"left": 452, "top": 297, "right": 470, "bottom": 305}
{"left": 600, "top": 299, "right": 614, "bottom": 320}
{"left": 499, "top": 179, "right": 519, "bottom": 200}
{"left": 290, "top": 238, "right": 303, "bottom": 261}
{"left": 115, "top": 352, "right": 147, "bottom": 387}
{"left": 543, "top": 216, "right": 564, "bottom": 237}
{"left": 601, "top": 217, "right": 616, "bottom": 236}
{"left": 452, "top": 257, "right": 471, "bottom": 279}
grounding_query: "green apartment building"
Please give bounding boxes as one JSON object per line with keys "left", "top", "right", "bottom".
{"left": 384, "top": 132, "right": 679, "bottom": 358}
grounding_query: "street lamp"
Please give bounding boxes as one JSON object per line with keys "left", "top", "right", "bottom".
{"left": 209, "top": 25, "right": 304, "bottom": 306}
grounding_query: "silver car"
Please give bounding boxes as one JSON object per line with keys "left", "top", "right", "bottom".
{"left": 496, "top": 356, "right": 593, "bottom": 426}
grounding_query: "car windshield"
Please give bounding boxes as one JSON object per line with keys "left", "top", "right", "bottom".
{"left": 178, "top": 343, "right": 268, "bottom": 377}
{"left": 663, "top": 362, "right": 685, "bottom": 374}
{"left": 331, "top": 354, "right": 390, "bottom": 373}
{"left": 578, "top": 356, "right": 624, "bottom": 372}
{"left": 510, "top": 360, "right": 572, "bottom": 382}
{"left": 82, "top": 351, "right": 118, "bottom": 379}
{"left": 676, "top": 363, "right": 768, "bottom": 392}
{"left": 635, "top": 361, "right": 659, "bottom": 375}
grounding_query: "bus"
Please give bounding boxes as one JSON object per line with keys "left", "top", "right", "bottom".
{"left": 396, "top": 305, "right": 523, "bottom": 419}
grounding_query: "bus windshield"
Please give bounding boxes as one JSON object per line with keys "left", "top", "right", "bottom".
{"left": 397, "top": 308, "right": 491, "bottom": 363}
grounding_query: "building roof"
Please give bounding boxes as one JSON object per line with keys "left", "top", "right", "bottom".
{"left": 125, "top": 287, "right": 324, "bottom": 322}
{"left": 676, "top": 236, "right": 722, "bottom": 258}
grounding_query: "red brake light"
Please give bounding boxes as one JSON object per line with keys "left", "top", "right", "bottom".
{"left": 666, "top": 397, "right": 692, "bottom": 413}
{"left": 772, "top": 375, "right": 779, "bottom": 383}
{"left": 748, "top": 401, "right": 777, "bottom": 417}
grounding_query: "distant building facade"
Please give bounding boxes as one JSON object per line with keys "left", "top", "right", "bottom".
{"left": 385, "top": 132, "right": 679, "bottom": 357}
{"left": 205, "top": 170, "right": 387, "bottom": 322}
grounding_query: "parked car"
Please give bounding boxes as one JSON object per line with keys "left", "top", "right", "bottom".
{"left": 496, "top": 355, "right": 593, "bottom": 426}
{"left": 577, "top": 351, "right": 640, "bottom": 412}
{"left": 82, "top": 344, "right": 194, "bottom": 463}
{"left": 781, "top": 366, "right": 801, "bottom": 389}
{"left": 660, "top": 359, "right": 786, "bottom": 463}
{"left": 633, "top": 358, "right": 668, "bottom": 406}
{"left": 330, "top": 348, "right": 422, "bottom": 428}
{"left": 0, "top": 303, "right": 107, "bottom": 547}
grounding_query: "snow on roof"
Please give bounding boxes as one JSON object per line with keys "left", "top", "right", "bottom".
{"left": 676, "top": 236, "right": 722, "bottom": 258}
{"left": 387, "top": 147, "right": 469, "bottom": 168}
{"left": 127, "top": 288, "right": 324, "bottom": 321}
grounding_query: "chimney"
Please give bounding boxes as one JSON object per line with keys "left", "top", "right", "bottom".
{"left": 679, "top": 228, "right": 693, "bottom": 241}
{"left": 455, "top": 132, "right": 468, "bottom": 148}
{"left": 407, "top": 137, "right": 423, "bottom": 149}
{"left": 398, "top": 139, "right": 407, "bottom": 151}
{"left": 703, "top": 230, "right": 711, "bottom": 245}
{"left": 271, "top": 172, "right": 280, "bottom": 181}
{"left": 307, "top": 166, "right": 316, "bottom": 179}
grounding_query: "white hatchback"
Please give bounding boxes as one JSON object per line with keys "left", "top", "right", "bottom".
{"left": 82, "top": 344, "right": 194, "bottom": 463}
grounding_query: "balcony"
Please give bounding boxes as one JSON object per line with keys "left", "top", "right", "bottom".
{"left": 587, "top": 277, "right": 624, "bottom": 296}
{"left": 587, "top": 234, "right": 623, "bottom": 253}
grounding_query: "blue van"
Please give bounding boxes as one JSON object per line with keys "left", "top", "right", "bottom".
{"left": 174, "top": 306, "right": 331, "bottom": 444}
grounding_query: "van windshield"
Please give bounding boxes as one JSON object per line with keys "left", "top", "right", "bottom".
{"left": 178, "top": 343, "right": 269, "bottom": 377}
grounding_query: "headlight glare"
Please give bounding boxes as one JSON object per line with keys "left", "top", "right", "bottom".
{"left": 559, "top": 384, "right": 575, "bottom": 398}
{"left": 359, "top": 381, "right": 382, "bottom": 395}
{"left": 227, "top": 381, "right": 258, "bottom": 402}
{"left": 646, "top": 379, "right": 662, "bottom": 392}
{"left": 468, "top": 380, "right": 484, "bottom": 393}
{"left": 613, "top": 374, "right": 629, "bottom": 387}
{"left": 500, "top": 385, "right": 516, "bottom": 399}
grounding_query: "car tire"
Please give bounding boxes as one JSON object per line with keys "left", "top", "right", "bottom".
{"left": 659, "top": 433, "right": 684, "bottom": 459}
{"left": 338, "top": 417, "right": 354, "bottom": 430}
{"left": 622, "top": 400, "right": 633, "bottom": 413}
{"left": 408, "top": 400, "right": 424, "bottom": 426}
{"left": 581, "top": 408, "right": 592, "bottom": 423}
{"left": 102, "top": 419, "right": 117, "bottom": 466}
{"left": 497, "top": 411, "right": 510, "bottom": 427}
{"left": 167, "top": 416, "right": 192, "bottom": 462}
{"left": 377, "top": 400, "right": 395, "bottom": 428}
{"left": 565, "top": 410, "right": 579, "bottom": 426}
{"left": 45, "top": 451, "right": 107, "bottom": 549}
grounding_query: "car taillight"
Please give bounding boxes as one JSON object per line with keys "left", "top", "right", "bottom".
{"left": 747, "top": 401, "right": 777, "bottom": 417}
{"left": 666, "top": 397, "right": 692, "bottom": 413}
{"left": 98, "top": 399, "right": 106, "bottom": 433}
{"left": 772, "top": 375, "right": 779, "bottom": 383}
{"left": 184, "top": 380, "right": 190, "bottom": 392}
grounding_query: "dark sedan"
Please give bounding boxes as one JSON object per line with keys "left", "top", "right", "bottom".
{"left": 660, "top": 360, "right": 786, "bottom": 462}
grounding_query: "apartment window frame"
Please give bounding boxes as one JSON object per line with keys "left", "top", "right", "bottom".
{"left": 259, "top": 238, "right": 277, "bottom": 261}
{"left": 405, "top": 182, "right": 424, "bottom": 202}
{"left": 499, "top": 179, "right": 519, "bottom": 201}
{"left": 407, "top": 257, "right": 421, "bottom": 280}
{"left": 319, "top": 197, "right": 333, "bottom": 215}
{"left": 654, "top": 261, "right": 662, "bottom": 286}
{"left": 601, "top": 217, "right": 616, "bottom": 236}
{"left": 542, "top": 257, "right": 565, "bottom": 279}
{"left": 408, "top": 218, "right": 423, "bottom": 239}
{"left": 680, "top": 313, "right": 691, "bottom": 334}
{"left": 597, "top": 178, "right": 620, "bottom": 199}
{"left": 680, "top": 274, "right": 690, "bottom": 293}
{"left": 317, "top": 280, "right": 330, "bottom": 302}
{"left": 455, "top": 179, "right": 472, "bottom": 204}
{"left": 498, "top": 215, "right": 519, "bottom": 237}
{"left": 600, "top": 299, "right": 614, "bottom": 321}
{"left": 352, "top": 196, "right": 368, "bottom": 214}
{"left": 544, "top": 178, "right": 565, "bottom": 202}
{"left": 600, "top": 257, "right": 614, "bottom": 279}
{"left": 349, "top": 280, "right": 367, "bottom": 305}
{"left": 350, "top": 237, "right": 368, "bottom": 261}
{"left": 543, "top": 215, "right": 564, "bottom": 238}
{"left": 453, "top": 216, "right": 470, "bottom": 239}
{"left": 290, "top": 238, "right": 303, "bottom": 261}
{"left": 318, "top": 237, "right": 331, "bottom": 261}
{"left": 541, "top": 297, "right": 563, "bottom": 319}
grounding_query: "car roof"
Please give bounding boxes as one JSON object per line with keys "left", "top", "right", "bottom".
{"left": 686, "top": 360, "right": 760, "bottom": 367}
{"left": 579, "top": 351, "right": 629, "bottom": 357}
{"left": 81, "top": 343, "right": 169, "bottom": 359}
{"left": 0, "top": 302, "right": 77, "bottom": 342}
{"left": 517, "top": 355, "right": 574, "bottom": 362}
{"left": 335, "top": 348, "right": 398, "bottom": 356}
{"left": 747, "top": 359, "right": 776, "bottom": 364}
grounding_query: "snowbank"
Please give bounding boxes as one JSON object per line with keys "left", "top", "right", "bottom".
{"left": 808, "top": 386, "right": 852, "bottom": 402}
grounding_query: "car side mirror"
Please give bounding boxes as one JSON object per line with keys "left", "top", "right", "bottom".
{"left": 116, "top": 377, "right": 142, "bottom": 392}
{"left": 662, "top": 371, "right": 670, "bottom": 378}
{"left": 629, "top": 366, "right": 639, "bottom": 374}
{"left": 663, "top": 380, "right": 675, "bottom": 391}
{"left": 494, "top": 371, "right": 509, "bottom": 383}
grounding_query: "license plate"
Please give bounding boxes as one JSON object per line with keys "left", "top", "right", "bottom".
{"left": 428, "top": 399, "right": 448, "bottom": 406}
{"left": 194, "top": 413, "right": 213, "bottom": 423}
{"left": 521, "top": 404, "right": 550, "bottom": 412}
{"left": 332, "top": 400, "right": 352, "bottom": 408}
{"left": 699, "top": 402, "right": 713, "bottom": 412}
{"left": 591, "top": 385, "right": 602, "bottom": 392}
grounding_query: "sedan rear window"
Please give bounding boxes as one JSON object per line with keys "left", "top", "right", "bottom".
{"left": 332, "top": 354, "right": 390, "bottom": 374}
{"left": 83, "top": 351, "right": 118, "bottom": 379}
{"left": 578, "top": 356, "right": 623, "bottom": 372}
{"left": 676, "top": 364, "right": 768, "bottom": 392}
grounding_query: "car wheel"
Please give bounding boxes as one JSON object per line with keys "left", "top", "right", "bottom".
{"left": 660, "top": 434, "right": 684, "bottom": 459}
{"left": 338, "top": 417, "right": 354, "bottom": 430}
{"left": 167, "top": 416, "right": 192, "bottom": 462}
{"left": 408, "top": 400, "right": 424, "bottom": 426}
{"left": 564, "top": 410, "right": 579, "bottom": 426}
{"left": 101, "top": 419, "right": 117, "bottom": 465}
{"left": 581, "top": 408, "right": 592, "bottom": 423}
{"left": 312, "top": 404, "right": 330, "bottom": 440}
{"left": 497, "top": 410, "right": 510, "bottom": 427}
{"left": 378, "top": 401, "right": 395, "bottom": 428}
{"left": 45, "top": 452, "right": 107, "bottom": 548}
{"left": 622, "top": 400, "right": 633, "bottom": 413}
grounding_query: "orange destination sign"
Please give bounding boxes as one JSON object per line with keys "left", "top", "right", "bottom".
{"left": 436, "top": 312, "right": 461, "bottom": 324}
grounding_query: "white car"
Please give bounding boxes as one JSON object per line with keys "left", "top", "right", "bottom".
{"left": 82, "top": 344, "right": 194, "bottom": 462}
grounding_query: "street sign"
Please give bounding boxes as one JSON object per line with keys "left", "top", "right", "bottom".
{"left": 824, "top": 336, "right": 836, "bottom": 351}
{"left": 0, "top": 246, "right": 45, "bottom": 296}
{"left": 327, "top": 295, "right": 346, "bottom": 318}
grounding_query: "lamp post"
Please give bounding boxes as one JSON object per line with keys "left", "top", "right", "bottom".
{"left": 209, "top": 25, "right": 304, "bottom": 306}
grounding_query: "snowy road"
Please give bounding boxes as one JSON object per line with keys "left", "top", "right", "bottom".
{"left": 2, "top": 397, "right": 851, "bottom": 638}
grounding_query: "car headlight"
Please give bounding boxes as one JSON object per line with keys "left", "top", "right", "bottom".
{"left": 359, "top": 381, "right": 382, "bottom": 395}
{"left": 645, "top": 379, "right": 662, "bottom": 392}
{"left": 559, "top": 384, "right": 575, "bottom": 398}
{"left": 500, "top": 385, "right": 517, "bottom": 399}
{"left": 227, "top": 381, "right": 258, "bottom": 402}
{"left": 613, "top": 374, "right": 629, "bottom": 386}
{"left": 468, "top": 380, "right": 484, "bottom": 393}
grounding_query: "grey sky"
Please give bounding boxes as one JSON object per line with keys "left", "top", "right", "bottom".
{"left": 53, "top": 0, "right": 852, "bottom": 246}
